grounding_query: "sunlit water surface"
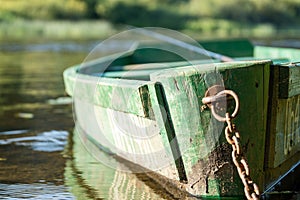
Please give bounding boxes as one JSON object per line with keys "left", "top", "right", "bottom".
{"left": 0, "top": 42, "right": 172, "bottom": 200}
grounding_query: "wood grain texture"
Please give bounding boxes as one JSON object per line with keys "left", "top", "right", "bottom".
{"left": 254, "top": 46, "right": 300, "bottom": 63}
{"left": 74, "top": 98, "right": 179, "bottom": 180}
{"left": 64, "top": 66, "right": 154, "bottom": 118}
{"left": 64, "top": 41, "right": 300, "bottom": 197}
{"left": 150, "top": 61, "right": 271, "bottom": 196}
{"left": 266, "top": 64, "right": 300, "bottom": 173}
{"left": 278, "top": 63, "right": 300, "bottom": 98}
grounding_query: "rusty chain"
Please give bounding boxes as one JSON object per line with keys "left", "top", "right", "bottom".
{"left": 225, "top": 112, "right": 260, "bottom": 200}
{"left": 202, "top": 88, "right": 260, "bottom": 200}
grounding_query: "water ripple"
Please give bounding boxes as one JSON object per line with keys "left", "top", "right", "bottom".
{"left": 0, "top": 42, "right": 95, "bottom": 53}
{"left": 0, "top": 183, "right": 74, "bottom": 199}
{"left": 0, "top": 130, "right": 28, "bottom": 135}
{"left": 0, "top": 130, "right": 69, "bottom": 152}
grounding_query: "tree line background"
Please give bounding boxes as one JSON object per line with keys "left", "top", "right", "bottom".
{"left": 1, "top": 0, "right": 300, "bottom": 40}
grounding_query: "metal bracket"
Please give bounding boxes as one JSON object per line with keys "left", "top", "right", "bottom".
{"left": 202, "top": 85, "right": 239, "bottom": 122}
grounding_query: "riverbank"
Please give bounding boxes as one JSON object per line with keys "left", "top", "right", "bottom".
{"left": 1, "top": 19, "right": 300, "bottom": 43}
{"left": 0, "top": 20, "right": 117, "bottom": 42}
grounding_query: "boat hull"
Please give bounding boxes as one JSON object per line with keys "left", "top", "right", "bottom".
{"left": 64, "top": 40, "right": 300, "bottom": 198}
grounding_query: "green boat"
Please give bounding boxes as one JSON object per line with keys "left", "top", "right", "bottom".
{"left": 63, "top": 30, "right": 299, "bottom": 199}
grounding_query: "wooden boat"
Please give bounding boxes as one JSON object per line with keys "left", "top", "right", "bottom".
{"left": 63, "top": 38, "right": 299, "bottom": 199}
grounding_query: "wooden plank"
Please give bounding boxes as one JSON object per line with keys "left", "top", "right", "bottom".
{"left": 273, "top": 96, "right": 300, "bottom": 167}
{"left": 254, "top": 46, "right": 300, "bottom": 63}
{"left": 96, "top": 69, "right": 156, "bottom": 80}
{"left": 63, "top": 59, "right": 219, "bottom": 116}
{"left": 150, "top": 61, "right": 271, "bottom": 196}
{"left": 95, "top": 60, "right": 214, "bottom": 80}
{"left": 153, "top": 83, "right": 187, "bottom": 181}
{"left": 266, "top": 64, "right": 300, "bottom": 171}
{"left": 64, "top": 66, "right": 154, "bottom": 118}
{"left": 104, "top": 59, "right": 214, "bottom": 72}
{"left": 74, "top": 97, "right": 179, "bottom": 180}
{"left": 278, "top": 63, "right": 300, "bottom": 98}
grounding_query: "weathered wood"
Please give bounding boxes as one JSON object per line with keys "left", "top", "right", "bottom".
{"left": 64, "top": 66, "right": 154, "bottom": 118}
{"left": 272, "top": 96, "right": 300, "bottom": 166}
{"left": 64, "top": 60, "right": 218, "bottom": 116}
{"left": 150, "top": 61, "right": 271, "bottom": 196}
{"left": 254, "top": 46, "right": 300, "bottom": 62}
{"left": 103, "top": 60, "right": 214, "bottom": 72}
{"left": 64, "top": 40, "right": 300, "bottom": 198}
{"left": 154, "top": 83, "right": 188, "bottom": 181}
{"left": 265, "top": 64, "right": 300, "bottom": 171}
{"left": 74, "top": 98, "right": 179, "bottom": 180}
{"left": 278, "top": 63, "right": 300, "bottom": 98}
{"left": 95, "top": 60, "right": 213, "bottom": 80}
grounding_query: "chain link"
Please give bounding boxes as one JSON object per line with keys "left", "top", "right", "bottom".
{"left": 202, "top": 89, "right": 260, "bottom": 200}
{"left": 225, "top": 110, "right": 260, "bottom": 200}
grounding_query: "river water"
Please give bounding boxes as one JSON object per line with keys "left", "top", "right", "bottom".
{"left": 0, "top": 41, "right": 173, "bottom": 200}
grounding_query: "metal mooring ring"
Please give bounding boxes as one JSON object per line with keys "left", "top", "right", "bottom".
{"left": 203, "top": 90, "right": 239, "bottom": 122}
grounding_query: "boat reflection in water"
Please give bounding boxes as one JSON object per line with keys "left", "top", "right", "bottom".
{"left": 65, "top": 127, "right": 175, "bottom": 200}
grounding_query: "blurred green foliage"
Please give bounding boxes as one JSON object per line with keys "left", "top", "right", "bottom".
{"left": 0, "top": 0, "right": 86, "bottom": 20}
{"left": 0, "top": 0, "right": 299, "bottom": 40}
{"left": 1, "top": 0, "right": 299, "bottom": 27}
{"left": 0, "top": 20, "right": 115, "bottom": 41}
{"left": 104, "top": 2, "right": 193, "bottom": 30}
